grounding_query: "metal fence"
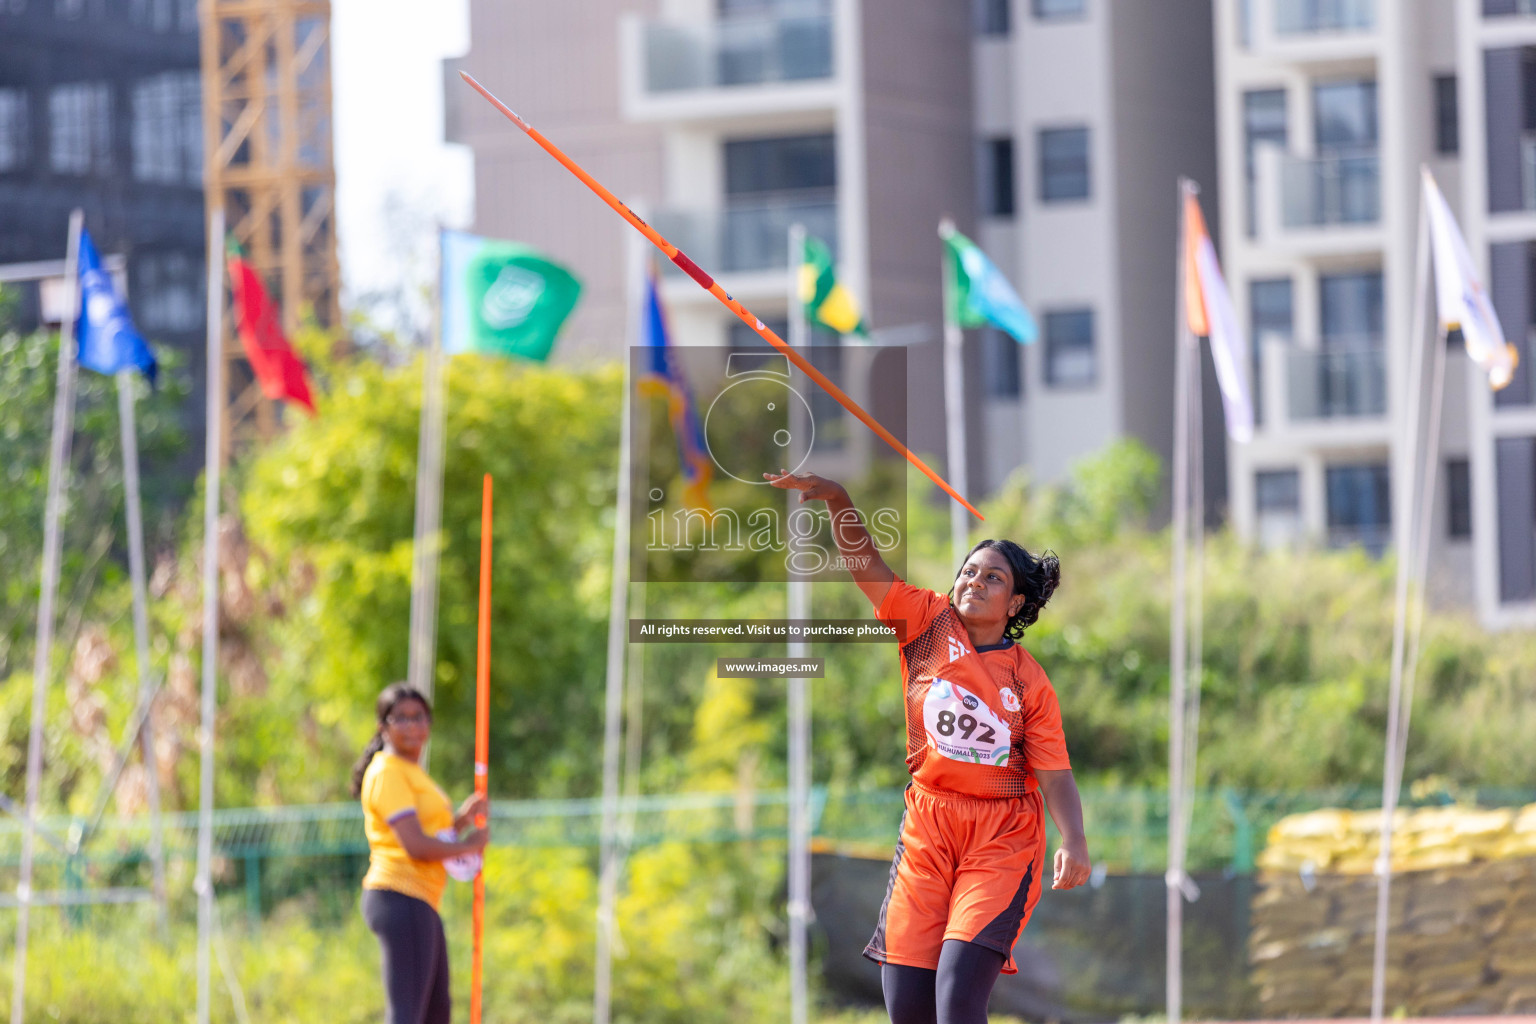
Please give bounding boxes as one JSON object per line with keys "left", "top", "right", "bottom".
{"left": 3, "top": 784, "right": 1532, "bottom": 923}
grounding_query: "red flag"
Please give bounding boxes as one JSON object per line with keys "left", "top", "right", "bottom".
{"left": 225, "top": 246, "right": 317, "bottom": 415}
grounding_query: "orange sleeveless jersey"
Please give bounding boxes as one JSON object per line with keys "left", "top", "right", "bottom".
{"left": 875, "top": 579, "right": 1071, "bottom": 796}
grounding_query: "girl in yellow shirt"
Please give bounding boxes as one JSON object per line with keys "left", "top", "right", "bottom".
{"left": 351, "top": 683, "right": 489, "bottom": 1024}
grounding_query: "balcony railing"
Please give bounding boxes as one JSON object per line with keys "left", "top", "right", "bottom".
{"left": 642, "top": 12, "right": 833, "bottom": 93}
{"left": 1275, "top": 0, "right": 1374, "bottom": 34}
{"left": 1287, "top": 345, "right": 1386, "bottom": 420}
{"left": 653, "top": 196, "right": 837, "bottom": 275}
{"left": 1281, "top": 150, "right": 1380, "bottom": 228}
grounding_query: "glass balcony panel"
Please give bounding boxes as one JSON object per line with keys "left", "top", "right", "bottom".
{"left": 1275, "top": 0, "right": 1374, "bottom": 34}
{"left": 1326, "top": 524, "right": 1390, "bottom": 557}
{"left": 1286, "top": 345, "right": 1386, "bottom": 420}
{"left": 654, "top": 197, "right": 837, "bottom": 275}
{"left": 643, "top": 13, "right": 833, "bottom": 93}
{"left": 1281, "top": 150, "right": 1379, "bottom": 227}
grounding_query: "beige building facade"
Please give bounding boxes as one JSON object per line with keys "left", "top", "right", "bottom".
{"left": 446, "top": 0, "right": 1219, "bottom": 506}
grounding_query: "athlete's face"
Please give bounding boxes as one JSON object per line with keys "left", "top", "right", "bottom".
{"left": 382, "top": 698, "right": 431, "bottom": 762}
{"left": 951, "top": 549, "right": 1025, "bottom": 632}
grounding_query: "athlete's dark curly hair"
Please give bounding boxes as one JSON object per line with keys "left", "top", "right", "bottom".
{"left": 349, "top": 682, "right": 433, "bottom": 798}
{"left": 952, "top": 539, "right": 1061, "bottom": 641}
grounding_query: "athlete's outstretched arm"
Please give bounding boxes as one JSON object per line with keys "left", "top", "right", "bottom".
{"left": 1035, "top": 769, "right": 1091, "bottom": 890}
{"left": 764, "top": 470, "right": 896, "bottom": 607}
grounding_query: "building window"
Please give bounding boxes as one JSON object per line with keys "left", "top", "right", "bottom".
{"left": 1038, "top": 126, "right": 1089, "bottom": 202}
{"left": 982, "top": 328, "right": 1022, "bottom": 398}
{"left": 134, "top": 250, "right": 203, "bottom": 332}
{"left": 725, "top": 133, "right": 835, "bottom": 195}
{"left": 975, "top": 0, "right": 1010, "bottom": 35}
{"left": 1255, "top": 468, "right": 1301, "bottom": 549}
{"left": 132, "top": 72, "right": 201, "bottom": 185}
{"left": 1447, "top": 457, "right": 1472, "bottom": 538}
{"left": 48, "top": 82, "right": 111, "bottom": 176}
{"left": 1044, "top": 309, "right": 1095, "bottom": 387}
{"left": 1243, "top": 89, "right": 1287, "bottom": 236}
{"left": 1495, "top": 436, "right": 1536, "bottom": 601}
{"left": 1320, "top": 270, "right": 1384, "bottom": 347}
{"left": 1434, "top": 75, "right": 1459, "bottom": 155}
{"left": 1326, "top": 463, "right": 1391, "bottom": 556}
{"left": 1032, "top": 0, "right": 1085, "bottom": 19}
{"left": 1250, "top": 277, "right": 1293, "bottom": 426}
{"left": 723, "top": 133, "right": 836, "bottom": 272}
{"left": 0, "top": 89, "right": 28, "bottom": 172}
{"left": 129, "top": 0, "right": 177, "bottom": 30}
{"left": 1314, "top": 79, "right": 1379, "bottom": 152}
{"left": 978, "top": 137, "right": 1016, "bottom": 217}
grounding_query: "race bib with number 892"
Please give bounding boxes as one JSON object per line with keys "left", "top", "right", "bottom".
{"left": 922, "top": 679, "right": 1011, "bottom": 766}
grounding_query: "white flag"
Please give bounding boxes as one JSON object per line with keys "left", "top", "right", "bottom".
{"left": 1422, "top": 168, "right": 1519, "bottom": 390}
{"left": 1184, "top": 192, "right": 1254, "bottom": 443}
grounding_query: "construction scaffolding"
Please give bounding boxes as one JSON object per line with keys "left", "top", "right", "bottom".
{"left": 198, "top": 0, "right": 340, "bottom": 462}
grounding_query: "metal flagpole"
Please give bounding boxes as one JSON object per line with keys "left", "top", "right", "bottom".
{"left": 939, "top": 218, "right": 970, "bottom": 569}
{"left": 11, "top": 207, "right": 83, "bottom": 1024}
{"left": 116, "top": 369, "right": 169, "bottom": 933}
{"left": 1370, "top": 178, "right": 1433, "bottom": 1023}
{"left": 408, "top": 230, "right": 448, "bottom": 715}
{"left": 1166, "top": 178, "right": 1197, "bottom": 1024}
{"left": 786, "top": 221, "right": 812, "bottom": 1024}
{"left": 1184, "top": 248, "right": 1206, "bottom": 903}
{"left": 197, "top": 206, "right": 226, "bottom": 1024}
{"left": 594, "top": 224, "right": 641, "bottom": 1024}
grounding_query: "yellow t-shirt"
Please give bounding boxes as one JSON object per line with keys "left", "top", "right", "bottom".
{"left": 360, "top": 752, "right": 455, "bottom": 910}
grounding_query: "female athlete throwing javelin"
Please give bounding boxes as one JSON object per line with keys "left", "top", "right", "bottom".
{"left": 767, "top": 470, "right": 1091, "bottom": 1024}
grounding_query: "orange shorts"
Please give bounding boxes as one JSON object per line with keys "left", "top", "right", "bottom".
{"left": 863, "top": 782, "right": 1047, "bottom": 975}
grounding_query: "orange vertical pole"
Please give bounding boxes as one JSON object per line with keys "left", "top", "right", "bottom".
{"left": 471, "top": 474, "right": 492, "bottom": 1024}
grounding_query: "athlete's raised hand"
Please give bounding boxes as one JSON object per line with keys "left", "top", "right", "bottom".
{"left": 762, "top": 470, "right": 895, "bottom": 603}
{"left": 763, "top": 469, "right": 848, "bottom": 504}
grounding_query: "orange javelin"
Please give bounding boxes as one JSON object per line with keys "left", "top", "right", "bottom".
{"left": 471, "top": 474, "right": 492, "bottom": 1024}
{"left": 458, "top": 71, "right": 983, "bottom": 521}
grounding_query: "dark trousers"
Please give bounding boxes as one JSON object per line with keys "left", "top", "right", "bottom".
{"left": 882, "top": 939, "right": 1006, "bottom": 1024}
{"left": 362, "top": 888, "right": 450, "bottom": 1024}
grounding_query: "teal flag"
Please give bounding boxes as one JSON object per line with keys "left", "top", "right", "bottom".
{"left": 941, "top": 225, "right": 1037, "bottom": 344}
{"left": 441, "top": 229, "right": 582, "bottom": 361}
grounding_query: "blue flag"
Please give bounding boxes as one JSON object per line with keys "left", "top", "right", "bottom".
{"left": 637, "top": 265, "right": 712, "bottom": 510}
{"left": 942, "top": 226, "right": 1038, "bottom": 345}
{"left": 77, "top": 228, "right": 156, "bottom": 383}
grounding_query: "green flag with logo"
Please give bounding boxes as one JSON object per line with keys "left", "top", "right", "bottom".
{"left": 441, "top": 229, "right": 582, "bottom": 361}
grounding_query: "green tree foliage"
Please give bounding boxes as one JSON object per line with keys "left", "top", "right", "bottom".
{"left": 0, "top": 300, "right": 189, "bottom": 809}
{"left": 969, "top": 440, "right": 1536, "bottom": 792}
{"left": 0, "top": 316, "right": 188, "bottom": 682}
{"left": 241, "top": 354, "right": 622, "bottom": 798}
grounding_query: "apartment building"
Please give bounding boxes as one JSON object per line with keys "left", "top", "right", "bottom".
{"left": 1215, "top": 0, "right": 1536, "bottom": 626}
{"left": 447, "top": 0, "right": 1217, "bottom": 501}
{"left": 0, "top": 0, "right": 206, "bottom": 372}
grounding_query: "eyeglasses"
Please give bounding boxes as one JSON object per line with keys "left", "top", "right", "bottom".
{"left": 385, "top": 713, "right": 430, "bottom": 727}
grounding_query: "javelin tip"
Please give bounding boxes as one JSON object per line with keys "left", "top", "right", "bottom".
{"left": 458, "top": 70, "right": 527, "bottom": 130}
